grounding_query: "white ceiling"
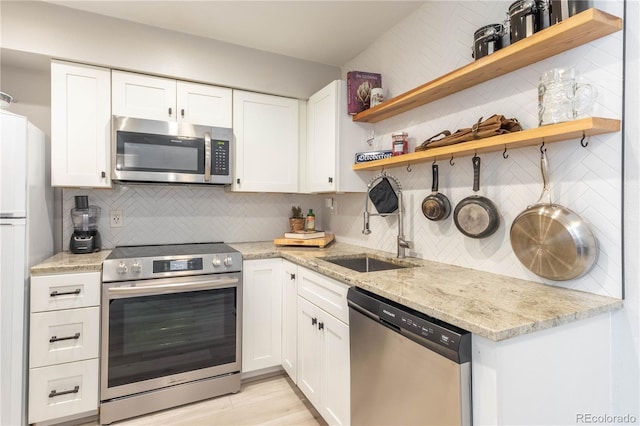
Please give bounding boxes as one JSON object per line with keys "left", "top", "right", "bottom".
{"left": 44, "top": 1, "right": 426, "bottom": 67}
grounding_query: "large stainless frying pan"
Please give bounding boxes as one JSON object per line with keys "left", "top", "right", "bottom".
{"left": 510, "top": 149, "right": 597, "bottom": 281}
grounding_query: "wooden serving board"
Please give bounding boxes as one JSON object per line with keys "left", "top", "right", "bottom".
{"left": 274, "top": 233, "right": 335, "bottom": 248}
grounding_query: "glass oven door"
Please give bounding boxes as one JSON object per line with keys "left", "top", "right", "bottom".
{"left": 100, "top": 273, "right": 241, "bottom": 401}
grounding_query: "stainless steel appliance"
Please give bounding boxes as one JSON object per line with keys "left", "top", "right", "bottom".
{"left": 112, "top": 116, "right": 233, "bottom": 185}
{"left": 347, "top": 287, "right": 472, "bottom": 426}
{"left": 100, "top": 242, "right": 242, "bottom": 424}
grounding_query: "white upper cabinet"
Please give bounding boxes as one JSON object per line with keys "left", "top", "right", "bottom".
{"left": 51, "top": 60, "right": 111, "bottom": 188}
{"left": 232, "top": 90, "right": 300, "bottom": 193}
{"left": 112, "top": 71, "right": 232, "bottom": 127}
{"left": 176, "top": 81, "right": 232, "bottom": 128}
{"left": 306, "top": 80, "right": 372, "bottom": 193}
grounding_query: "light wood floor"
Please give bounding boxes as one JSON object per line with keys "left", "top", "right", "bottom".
{"left": 84, "top": 374, "right": 327, "bottom": 426}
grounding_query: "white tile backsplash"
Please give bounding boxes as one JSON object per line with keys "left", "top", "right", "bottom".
{"left": 337, "top": 0, "right": 624, "bottom": 298}
{"left": 63, "top": 185, "right": 323, "bottom": 248}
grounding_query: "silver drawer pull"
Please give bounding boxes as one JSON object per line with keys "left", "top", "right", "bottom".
{"left": 50, "top": 289, "right": 81, "bottom": 297}
{"left": 49, "top": 385, "right": 79, "bottom": 398}
{"left": 49, "top": 332, "right": 80, "bottom": 343}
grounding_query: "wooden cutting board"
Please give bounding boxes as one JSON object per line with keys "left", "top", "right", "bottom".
{"left": 273, "top": 233, "right": 335, "bottom": 248}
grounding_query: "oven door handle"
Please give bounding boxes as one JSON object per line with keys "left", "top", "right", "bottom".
{"left": 107, "top": 277, "right": 238, "bottom": 298}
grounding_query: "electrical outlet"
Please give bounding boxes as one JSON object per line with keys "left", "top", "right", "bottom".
{"left": 325, "top": 198, "right": 337, "bottom": 215}
{"left": 110, "top": 210, "right": 124, "bottom": 228}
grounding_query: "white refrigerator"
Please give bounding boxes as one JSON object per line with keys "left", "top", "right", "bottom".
{"left": 1, "top": 109, "right": 54, "bottom": 426}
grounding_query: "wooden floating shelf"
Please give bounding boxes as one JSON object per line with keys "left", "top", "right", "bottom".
{"left": 352, "top": 8, "right": 622, "bottom": 124}
{"left": 352, "top": 117, "right": 621, "bottom": 171}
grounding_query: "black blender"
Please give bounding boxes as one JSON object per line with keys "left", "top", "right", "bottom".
{"left": 69, "top": 195, "right": 101, "bottom": 253}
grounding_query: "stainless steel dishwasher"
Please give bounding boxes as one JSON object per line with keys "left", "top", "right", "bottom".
{"left": 347, "top": 287, "right": 472, "bottom": 426}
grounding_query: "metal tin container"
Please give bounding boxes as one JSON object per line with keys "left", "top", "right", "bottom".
{"left": 509, "top": 0, "right": 538, "bottom": 43}
{"left": 472, "top": 23, "right": 505, "bottom": 60}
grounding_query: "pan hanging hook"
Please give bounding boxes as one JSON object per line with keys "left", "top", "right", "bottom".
{"left": 540, "top": 140, "right": 546, "bottom": 154}
{"left": 580, "top": 133, "right": 589, "bottom": 148}
{"left": 503, "top": 147, "right": 509, "bottom": 159}
{"left": 450, "top": 155, "right": 455, "bottom": 166}
{"left": 406, "top": 164, "right": 412, "bottom": 172}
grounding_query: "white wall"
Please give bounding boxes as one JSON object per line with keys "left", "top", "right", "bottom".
{"left": 0, "top": 1, "right": 339, "bottom": 99}
{"left": 334, "top": 0, "right": 624, "bottom": 299}
{"left": 617, "top": 0, "right": 640, "bottom": 417}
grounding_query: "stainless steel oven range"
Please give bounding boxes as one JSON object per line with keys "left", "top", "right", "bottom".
{"left": 100, "top": 242, "right": 242, "bottom": 425}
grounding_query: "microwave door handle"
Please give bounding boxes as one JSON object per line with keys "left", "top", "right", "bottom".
{"left": 107, "top": 277, "right": 239, "bottom": 298}
{"left": 204, "top": 132, "right": 212, "bottom": 182}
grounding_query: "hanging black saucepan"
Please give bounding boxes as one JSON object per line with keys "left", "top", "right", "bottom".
{"left": 422, "top": 163, "right": 451, "bottom": 221}
{"left": 454, "top": 155, "right": 500, "bottom": 238}
{"left": 510, "top": 148, "right": 597, "bottom": 281}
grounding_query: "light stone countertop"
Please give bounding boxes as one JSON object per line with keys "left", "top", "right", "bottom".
{"left": 30, "top": 250, "right": 111, "bottom": 275}
{"left": 229, "top": 240, "right": 623, "bottom": 341}
{"left": 30, "top": 241, "right": 623, "bottom": 342}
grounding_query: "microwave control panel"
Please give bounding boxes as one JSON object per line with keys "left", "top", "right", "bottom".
{"left": 212, "top": 140, "right": 230, "bottom": 175}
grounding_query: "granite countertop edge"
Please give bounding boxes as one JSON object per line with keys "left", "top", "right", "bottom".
{"left": 231, "top": 241, "right": 623, "bottom": 342}
{"left": 30, "top": 241, "right": 623, "bottom": 342}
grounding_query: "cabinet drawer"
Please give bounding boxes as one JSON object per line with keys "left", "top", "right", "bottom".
{"left": 298, "top": 268, "right": 349, "bottom": 324}
{"left": 30, "top": 307, "right": 100, "bottom": 368}
{"left": 28, "top": 358, "right": 99, "bottom": 424}
{"left": 31, "top": 272, "right": 101, "bottom": 312}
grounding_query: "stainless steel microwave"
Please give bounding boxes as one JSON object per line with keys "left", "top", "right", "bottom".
{"left": 112, "top": 116, "right": 233, "bottom": 185}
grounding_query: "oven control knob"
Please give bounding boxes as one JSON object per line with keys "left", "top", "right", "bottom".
{"left": 224, "top": 256, "right": 233, "bottom": 267}
{"left": 212, "top": 257, "right": 221, "bottom": 267}
{"left": 117, "top": 262, "right": 128, "bottom": 274}
{"left": 131, "top": 261, "right": 142, "bottom": 274}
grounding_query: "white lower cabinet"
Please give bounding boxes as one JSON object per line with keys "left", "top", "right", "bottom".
{"left": 297, "top": 267, "right": 350, "bottom": 426}
{"left": 242, "top": 259, "right": 283, "bottom": 373}
{"left": 28, "top": 271, "right": 101, "bottom": 424}
{"left": 281, "top": 260, "right": 298, "bottom": 382}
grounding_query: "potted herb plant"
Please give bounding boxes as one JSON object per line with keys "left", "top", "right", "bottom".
{"left": 289, "top": 206, "right": 305, "bottom": 232}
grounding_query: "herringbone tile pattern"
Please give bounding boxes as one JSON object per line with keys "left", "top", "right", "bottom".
{"left": 337, "top": 0, "right": 624, "bottom": 298}
{"left": 62, "top": 1, "right": 623, "bottom": 298}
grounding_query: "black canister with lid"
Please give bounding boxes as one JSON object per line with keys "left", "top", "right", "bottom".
{"left": 549, "top": 0, "right": 590, "bottom": 25}
{"left": 472, "top": 23, "right": 505, "bottom": 60}
{"left": 509, "top": 0, "right": 538, "bottom": 43}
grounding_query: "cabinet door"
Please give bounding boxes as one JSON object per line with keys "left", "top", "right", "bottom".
{"left": 51, "top": 61, "right": 111, "bottom": 188}
{"left": 281, "top": 260, "right": 298, "bottom": 382}
{"left": 320, "top": 312, "right": 350, "bottom": 426}
{"left": 176, "top": 81, "right": 232, "bottom": 127}
{"left": 112, "top": 71, "right": 177, "bottom": 121}
{"left": 306, "top": 81, "right": 338, "bottom": 192}
{"left": 232, "top": 91, "right": 299, "bottom": 192}
{"left": 297, "top": 296, "right": 322, "bottom": 408}
{"left": 242, "top": 259, "right": 282, "bottom": 373}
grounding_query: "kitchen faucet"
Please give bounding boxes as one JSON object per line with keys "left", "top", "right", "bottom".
{"left": 363, "top": 172, "right": 411, "bottom": 259}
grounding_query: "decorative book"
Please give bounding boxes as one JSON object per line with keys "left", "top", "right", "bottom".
{"left": 347, "top": 71, "right": 382, "bottom": 115}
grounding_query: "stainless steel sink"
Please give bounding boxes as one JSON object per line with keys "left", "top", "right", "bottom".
{"left": 320, "top": 255, "right": 418, "bottom": 273}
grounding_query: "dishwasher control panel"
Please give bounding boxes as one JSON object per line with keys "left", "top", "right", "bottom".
{"left": 348, "top": 286, "right": 471, "bottom": 364}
